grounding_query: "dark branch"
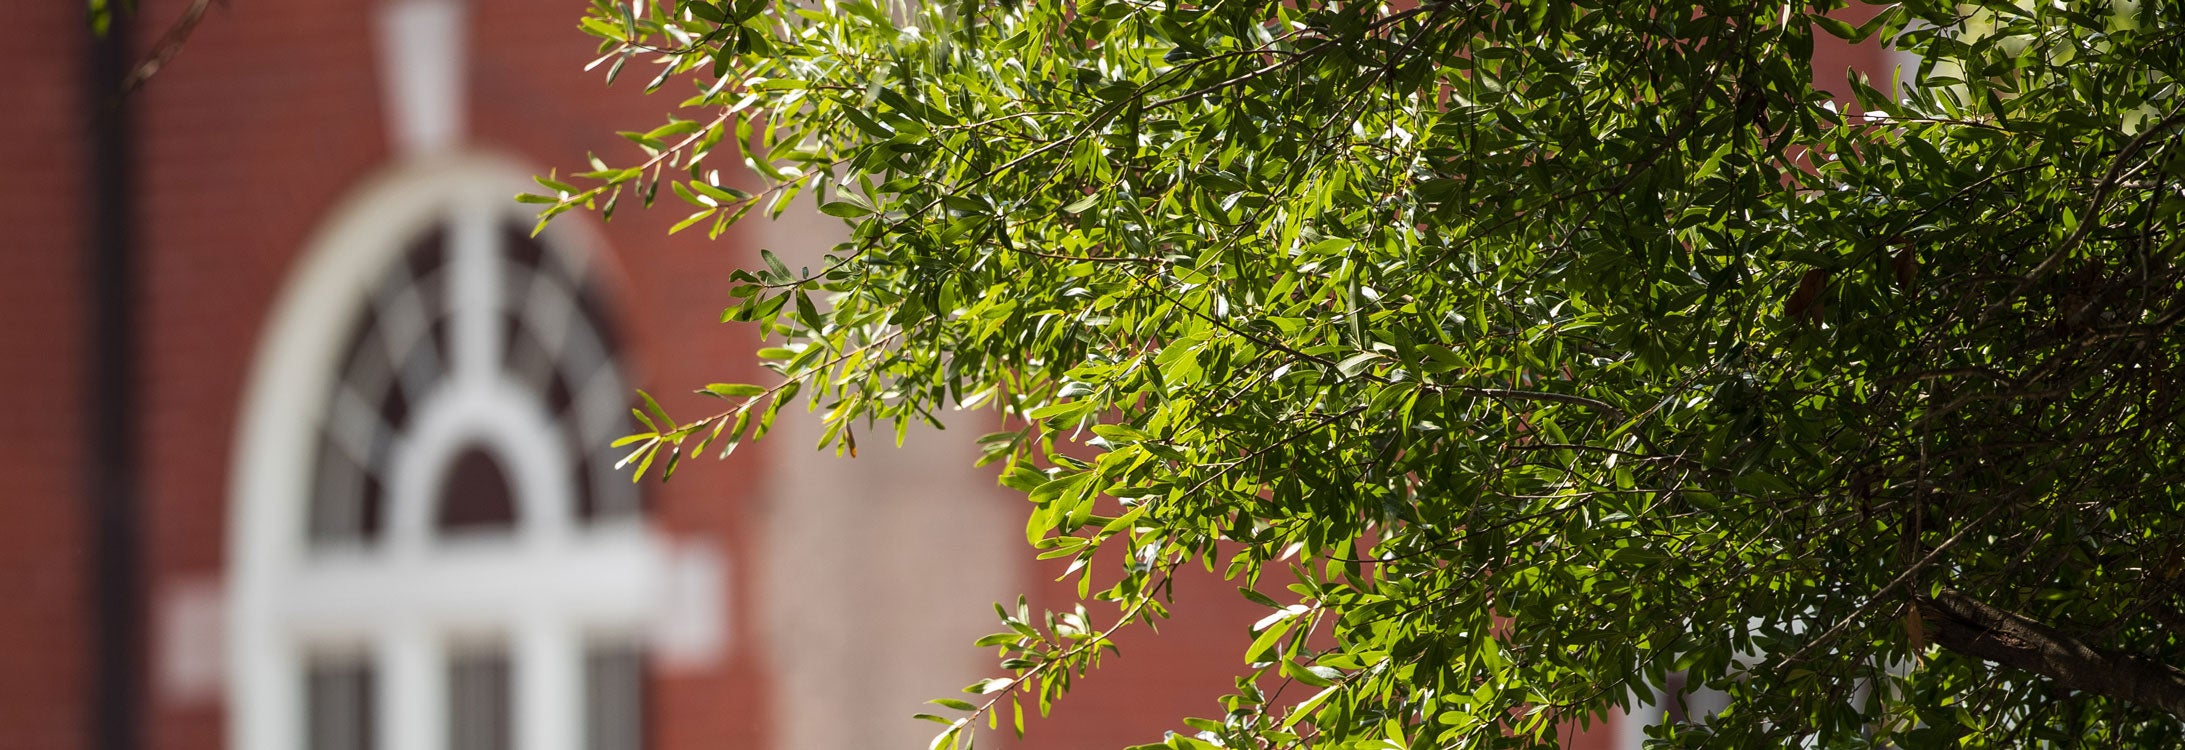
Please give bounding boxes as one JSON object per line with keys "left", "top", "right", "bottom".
{"left": 1917, "top": 588, "right": 2185, "bottom": 719}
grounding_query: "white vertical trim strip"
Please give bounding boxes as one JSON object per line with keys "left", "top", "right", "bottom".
{"left": 373, "top": 0, "right": 469, "bottom": 156}
{"left": 383, "top": 622, "right": 446, "bottom": 750}
{"left": 518, "top": 620, "right": 581, "bottom": 750}
{"left": 449, "top": 203, "right": 500, "bottom": 388}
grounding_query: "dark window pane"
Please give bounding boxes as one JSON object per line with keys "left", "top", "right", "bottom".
{"left": 308, "top": 433, "right": 382, "bottom": 545}
{"left": 448, "top": 649, "right": 512, "bottom": 750}
{"left": 305, "top": 656, "right": 376, "bottom": 750}
{"left": 435, "top": 446, "right": 519, "bottom": 533}
{"left": 403, "top": 230, "right": 449, "bottom": 288}
{"left": 501, "top": 226, "right": 547, "bottom": 274}
{"left": 585, "top": 644, "right": 647, "bottom": 750}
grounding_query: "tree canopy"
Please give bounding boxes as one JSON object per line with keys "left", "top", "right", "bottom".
{"left": 534, "top": 0, "right": 2185, "bottom": 746}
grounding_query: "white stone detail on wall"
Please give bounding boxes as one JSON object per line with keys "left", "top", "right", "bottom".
{"left": 374, "top": 0, "right": 468, "bottom": 156}
{"left": 652, "top": 540, "right": 730, "bottom": 672}
{"left": 158, "top": 577, "right": 228, "bottom": 704}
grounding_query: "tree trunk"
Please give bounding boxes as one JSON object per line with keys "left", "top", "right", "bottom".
{"left": 1916, "top": 588, "right": 2185, "bottom": 719}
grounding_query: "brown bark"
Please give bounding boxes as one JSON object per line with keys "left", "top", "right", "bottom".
{"left": 1915, "top": 588, "right": 2185, "bottom": 719}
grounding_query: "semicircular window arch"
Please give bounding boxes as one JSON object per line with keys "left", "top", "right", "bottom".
{"left": 306, "top": 220, "right": 640, "bottom": 549}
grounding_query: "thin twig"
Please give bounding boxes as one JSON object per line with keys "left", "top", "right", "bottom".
{"left": 122, "top": 0, "right": 220, "bottom": 94}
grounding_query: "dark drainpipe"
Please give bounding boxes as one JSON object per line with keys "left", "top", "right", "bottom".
{"left": 83, "top": 7, "right": 142, "bottom": 750}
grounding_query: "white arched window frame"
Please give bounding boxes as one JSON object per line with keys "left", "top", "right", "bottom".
{"left": 227, "top": 155, "right": 719, "bottom": 750}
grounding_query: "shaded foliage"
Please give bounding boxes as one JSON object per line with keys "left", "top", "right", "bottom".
{"left": 538, "top": 0, "right": 2185, "bottom": 746}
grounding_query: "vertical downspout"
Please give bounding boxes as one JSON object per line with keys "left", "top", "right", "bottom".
{"left": 83, "top": 8, "right": 142, "bottom": 750}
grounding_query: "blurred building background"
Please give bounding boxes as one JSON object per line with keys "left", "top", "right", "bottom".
{"left": 0, "top": 2, "right": 1892, "bottom": 749}
{"left": 0, "top": 2, "right": 1284, "bottom": 748}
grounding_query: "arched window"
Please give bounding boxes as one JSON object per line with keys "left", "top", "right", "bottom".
{"left": 230, "top": 159, "right": 699, "bottom": 750}
{"left": 305, "top": 220, "right": 638, "bottom": 548}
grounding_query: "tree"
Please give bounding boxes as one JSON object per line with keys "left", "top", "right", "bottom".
{"left": 532, "top": 0, "right": 2185, "bottom": 746}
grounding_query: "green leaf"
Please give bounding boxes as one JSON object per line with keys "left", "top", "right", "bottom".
{"left": 759, "top": 248, "right": 793, "bottom": 281}
{"left": 690, "top": 180, "right": 751, "bottom": 204}
{"left": 636, "top": 389, "right": 675, "bottom": 433}
{"left": 819, "top": 200, "right": 874, "bottom": 218}
{"left": 702, "top": 383, "right": 768, "bottom": 398}
{"left": 644, "top": 118, "right": 704, "bottom": 141}
{"left": 670, "top": 208, "right": 718, "bottom": 234}
{"left": 1336, "top": 351, "right": 1382, "bottom": 379}
{"left": 1812, "top": 14, "right": 1859, "bottom": 41}
{"left": 685, "top": 1, "right": 727, "bottom": 22}
{"left": 966, "top": 678, "right": 1014, "bottom": 695}
{"left": 1245, "top": 617, "right": 1294, "bottom": 664}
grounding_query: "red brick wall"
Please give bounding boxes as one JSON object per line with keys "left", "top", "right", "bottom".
{"left": 127, "top": 3, "right": 389, "bottom": 746}
{"left": 0, "top": 4, "right": 91, "bottom": 749}
{"left": 1014, "top": 556, "right": 1268, "bottom": 748}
